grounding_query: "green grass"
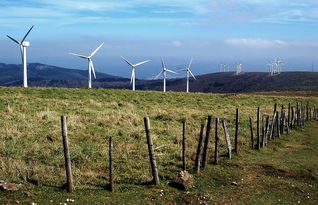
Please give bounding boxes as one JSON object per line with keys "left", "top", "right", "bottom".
{"left": 0, "top": 87, "right": 317, "bottom": 204}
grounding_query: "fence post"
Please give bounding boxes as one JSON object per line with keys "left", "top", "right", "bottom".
{"left": 257, "top": 107, "right": 261, "bottom": 150}
{"left": 195, "top": 123, "right": 205, "bottom": 174}
{"left": 234, "top": 108, "right": 239, "bottom": 154}
{"left": 109, "top": 137, "right": 114, "bottom": 192}
{"left": 61, "top": 116, "right": 73, "bottom": 193}
{"left": 249, "top": 117, "right": 254, "bottom": 149}
{"left": 144, "top": 117, "right": 160, "bottom": 185}
{"left": 214, "top": 118, "right": 219, "bottom": 165}
{"left": 202, "top": 116, "right": 212, "bottom": 167}
{"left": 222, "top": 120, "right": 232, "bottom": 159}
{"left": 269, "top": 112, "right": 276, "bottom": 140}
{"left": 264, "top": 116, "right": 270, "bottom": 146}
{"left": 287, "top": 103, "right": 291, "bottom": 134}
{"left": 182, "top": 120, "right": 187, "bottom": 171}
{"left": 276, "top": 111, "right": 280, "bottom": 138}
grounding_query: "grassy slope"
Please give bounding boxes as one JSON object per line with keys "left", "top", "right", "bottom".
{"left": 0, "top": 87, "right": 317, "bottom": 204}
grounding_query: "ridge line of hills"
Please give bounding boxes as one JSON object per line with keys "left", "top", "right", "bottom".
{"left": 0, "top": 63, "right": 318, "bottom": 93}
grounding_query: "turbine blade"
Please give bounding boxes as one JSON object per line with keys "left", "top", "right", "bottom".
{"left": 90, "top": 42, "right": 104, "bottom": 57}
{"left": 189, "top": 70, "right": 196, "bottom": 80}
{"left": 161, "top": 57, "right": 166, "bottom": 69}
{"left": 90, "top": 60, "right": 97, "bottom": 79}
{"left": 175, "top": 68, "right": 187, "bottom": 72}
{"left": 7, "top": 35, "right": 21, "bottom": 44}
{"left": 134, "top": 60, "right": 150, "bottom": 67}
{"left": 20, "top": 45, "right": 24, "bottom": 65}
{"left": 130, "top": 69, "right": 135, "bottom": 84}
{"left": 166, "top": 69, "right": 178, "bottom": 74}
{"left": 153, "top": 71, "right": 163, "bottom": 80}
{"left": 69, "top": 53, "right": 89, "bottom": 59}
{"left": 188, "top": 58, "right": 193, "bottom": 68}
{"left": 21, "top": 25, "right": 34, "bottom": 43}
{"left": 121, "top": 56, "right": 133, "bottom": 67}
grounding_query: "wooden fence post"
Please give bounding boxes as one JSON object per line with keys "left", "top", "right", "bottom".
{"left": 61, "top": 116, "right": 73, "bottom": 193}
{"left": 109, "top": 137, "right": 114, "bottom": 192}
{"left": 222, "top": 120, "right": 232, "bottom": 159}
{"left": 144, "top": 117, "right": 160, "bottom": 185}
{"left": 276, "top": 111, "right": 280, "bottom": 138}
{"left": 249, "top": 117, "right": 254, "bottom": 149}
{"left": 202, "top": 116, "right": 212, "bottom": 167}
{"left": 182, "top": 120, "right": 186, "bottom": 171}
{"left": 291, "top": 107, "right": 295, "bottom": 129}
{"left": 261, "top": 115, "right": 265, "bottom": 147}
{"left": 263, "top": 115, "right": 269, "bottom": 146}
{"left": 269, "top": 112, "right": 277, "bottom": 140}
{"left": 287, "top": 103, "right": 291, "bottom": 134}
{"left": 195, "top": 123, "right": 205, "bottom": 174}
{"left": 234, "top": 108, "right": 239, "bottom": 154}
{"left": 296, "top": 102, "right": 299, "bottom": 126}
{"left": 214, "top": 118, "right": 219, "bottom": 165}
{"left": 257, "top": 107, "right": 260, "bottom": 150}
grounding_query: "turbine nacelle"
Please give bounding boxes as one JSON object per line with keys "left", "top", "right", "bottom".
{"left": 22, "top": 41, "right": 30, "bottom": 47}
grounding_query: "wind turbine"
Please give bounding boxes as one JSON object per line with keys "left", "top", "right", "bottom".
{"left": 153, "top": 57, "right": 177, "bottom": 92}
{"left": 69, "top": 43, "right": 104, "bottom": 88}
{"left": 7, "top": 26, "right": 34, "bottom": 87}
{"left": 120, "top": 56, "right": 150, "bottom": 91}
{"left": 177, "top": 58, "right": 196, "bottom": 93}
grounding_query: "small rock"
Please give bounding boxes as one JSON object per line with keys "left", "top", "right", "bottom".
{"left": 231, "top": 182, "right": 239, "bottom": 186}
{"left": 25, "top": 191, "right": 34, "bottom": 197}
{"left": 170, "top": 171, "right": 193, "bottom": 190}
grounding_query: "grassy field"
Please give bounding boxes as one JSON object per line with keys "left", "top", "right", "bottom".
{"left": 0, "top": 87, "right": 317, "bottom": 204}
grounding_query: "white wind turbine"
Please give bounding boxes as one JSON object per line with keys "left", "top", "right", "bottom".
{"left": 177, "top": 58, "right": 196, "bottom": 93}
{"left": 153, "top": 57, "right": 177, "bottom": 92}
{"left": 69, "top": 43, "right": 104, "bottom": 88}
{"left": 7, "top": 26, "right": 34, "bottom": 87}
{"left": 120, "top": 56, "right": 150, "bottom": 91}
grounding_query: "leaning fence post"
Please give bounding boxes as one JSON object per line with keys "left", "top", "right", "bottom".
{"left": 256, "top": 107, "right": 261, "bottom": 150}
{"left": 182, "top": 120, "right": 186, "bottom": 171}
{"left": 195, "top": 122, "right": 205, "bottom": 174}
{"left": 214, "top": 118, "right": 219, "bottom": 165}
{"left": 202, "top": 116, "right": 212, "bottom": 167}
{"left": 144, "top": 117, "right": 160, "bottom": 185}
{"left": 61, "top": 116, "right": 73, "bottom": 193}
{"left": 264, "top": 116, "right": 270, "bottom": 146}
{"left": 109, "top": 137, "right": 114, "bottom": 192}
{"left": 269, "top": 112, "right": 276, "bottom": 140}
{"left": 234, "top": 108, "right": 239, "bottom": 154}
{"left": 249, "top": 117, "right": 254, "bottom": 149}
{"left": 222, "top": 120, "right": 232, "bottom": 159}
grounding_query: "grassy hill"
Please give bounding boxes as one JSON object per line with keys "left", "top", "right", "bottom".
{"left": 0, "top": 87, "right": 318, "bottom": 204}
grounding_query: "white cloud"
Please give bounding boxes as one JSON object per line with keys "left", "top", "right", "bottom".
{"left": 224, "top": 38, "right": 288, "bottom": 48}
{"left": 172, "top": 40, "right": 183, "bottom": 47}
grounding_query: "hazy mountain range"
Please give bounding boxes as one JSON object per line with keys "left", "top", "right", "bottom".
{"left": 0, "top": 63, "right": 317, "bottom": 93}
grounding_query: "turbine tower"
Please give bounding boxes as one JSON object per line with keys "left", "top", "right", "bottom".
{"left": 153, "top": 57, "right": 177, "bottom": 92}
{"left": 120, "top": 56, "right": 150, "bottom": 91}
{"left": 7, "top": 26, "right": 34, "bottom": 87}
{"left": 69, "top": 43, "right": 104, "bottom": 88}
{"left": 177, "top": 58, "right": 196, "bottom": 93}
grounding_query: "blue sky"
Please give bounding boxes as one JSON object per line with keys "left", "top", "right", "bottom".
{"left": 0, "top": 0, "right": 318, "bottom": 78}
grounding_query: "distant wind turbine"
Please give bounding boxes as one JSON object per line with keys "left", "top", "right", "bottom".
{"left": 120, "top": 56, "right": 150, "bottom": 91}
{"left": 153, "top": 57, "right": 177, "bottom": 92}
{"left": 177, "top": 58, "right": 196, "bottom": 93}
{"left": 69, "top": 43, "right": 104, "bottom": 88}
{"left": 7, "top": 26, "right": 34, "bottom": 87}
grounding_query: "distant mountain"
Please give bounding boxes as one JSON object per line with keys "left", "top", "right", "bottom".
{"left": 0, "top": 63, "right": 126, "bottom": 87}
{"left": 0, "top": 63, "right": 317, "bottom": 93}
